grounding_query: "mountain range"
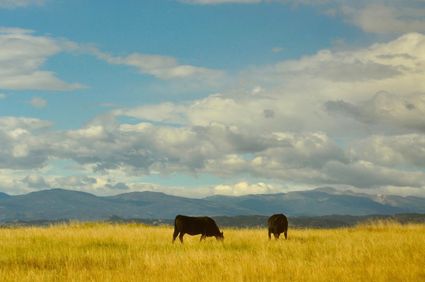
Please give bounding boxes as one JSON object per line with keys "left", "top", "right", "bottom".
{"left": 0, "top": 188, "right": 424, "bottom": 222}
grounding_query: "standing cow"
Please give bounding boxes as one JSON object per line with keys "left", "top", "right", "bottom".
{"left": 268, "top": 213, "right": 288, "bottom": 240}
{"left": 172, "top": 215, "right": 224, "bottom": 243}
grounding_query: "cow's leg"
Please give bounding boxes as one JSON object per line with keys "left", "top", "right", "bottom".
{"left": 274, "top": 233, "right": 279, "bottom": 240}
{"left": 284, "top": 231, "right": 288, "bottom": 240}
{"left": 179, "top": 233, "right": 184, "bottom": 243}
{"left": 172, "top": 230, "right": 179, "bottom": 243}
{"left": 268, "top": 229, "right": 272, "bottom": 240}
{"left": 200, "top": 234, "right": 206, "bottom": 241}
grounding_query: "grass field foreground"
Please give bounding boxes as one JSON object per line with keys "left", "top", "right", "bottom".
{"left": 0, "top": 221, "right": 424, "bottom": 281}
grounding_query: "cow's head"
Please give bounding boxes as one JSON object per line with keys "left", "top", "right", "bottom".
{"left": 216, "top": 231, "right": 224, "bottom": 241}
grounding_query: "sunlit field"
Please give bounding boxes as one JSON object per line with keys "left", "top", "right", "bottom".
{"left": 0, "top": 221, "right": 423, "bottom": 282}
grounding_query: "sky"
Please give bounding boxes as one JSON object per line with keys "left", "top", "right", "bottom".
{"left": 0, "top": 0, "right": 424, "bottom": 198}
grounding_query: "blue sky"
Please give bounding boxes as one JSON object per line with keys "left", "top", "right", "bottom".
{"left": 0, "top": 0, "right": 424, "bottom": 197}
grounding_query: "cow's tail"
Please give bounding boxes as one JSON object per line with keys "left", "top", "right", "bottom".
{"left": 173, "top": 215, "right": 179, "bottom": 231}
{"left": 172, "top": 215, "right": 180, "bottom": 243}
{"left": 174, "top": 215, "right": 181, "bottom": 228}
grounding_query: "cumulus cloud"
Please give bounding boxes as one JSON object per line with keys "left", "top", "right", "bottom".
{"left": 0, "top": 112, "right": 345, "bottom": 186}
{"left": 54, "top": 175, "right": 97, "bottom": 188}
{"left": 0, "top": 117, "right": 52, "bottom": 169}
{"left": 102, "top": 33, "right": 425, "bottom": 191}
{"left": 261, "top": 32, "right": 425, "bottom": 84}
{"left": 47, "top": 116, "right": 418, "bottom": 193}
{"left": 35, "top": 33, "right": 419, "bottom": 192}
{"left": 114, "top": 33, "right": 425, "bottom": 138}
{"left": 213, "top": 181, "right": 278, "bottom": 196}
{"left": 55, "top": 121, "right": 259, "bottom": 173}
{"left": 349, "top": 134, "right": 425, "bottom": 168}
{"left": 325, "top": 91, "right": 425, "bottom": 132}
{"left": 233, "top": 32, "right": 425, "bottom": 137}
{"left": 1, "top": 33, "right": 425, "bottom": 196}
{"left": 0, "top": 116, "right": 51, "bottom": 130}
{"left": 22, "top": 174, "right": 50, "bottom": 189}
{"left": 323, "top": 160, "right": 425, "bottom": 188}
{"left": 0, "top": 170, "right": 32, "bottom": 194}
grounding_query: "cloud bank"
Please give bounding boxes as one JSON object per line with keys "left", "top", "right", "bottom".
{"left": 1, "top": 29, "right": 424, "bottom": 196}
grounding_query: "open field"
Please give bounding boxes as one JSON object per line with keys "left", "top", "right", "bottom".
{"left": 0, "top": 221, "right": 424, "bottom": 282}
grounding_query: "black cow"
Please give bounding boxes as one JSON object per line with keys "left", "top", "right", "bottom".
{"left": 268, "top": 213, "right": 288, "bottom": 240}
{"left": 172, "top": 215, "right": 224, "bottom": 243}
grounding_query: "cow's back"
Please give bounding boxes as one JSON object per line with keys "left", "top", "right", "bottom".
{"left": 175, "top": 215, "right": 206, "bottom": 235}
{"left": 268, "top": 214, "right": 288, "bottom": 233}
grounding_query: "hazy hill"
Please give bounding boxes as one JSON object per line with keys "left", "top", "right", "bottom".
{"left": 0, "top": 188, "right": 424, "bottom": 222}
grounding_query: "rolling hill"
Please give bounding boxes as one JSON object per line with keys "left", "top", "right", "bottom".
{"left": 0, "top": 188, "right": 423, "bottom": 222}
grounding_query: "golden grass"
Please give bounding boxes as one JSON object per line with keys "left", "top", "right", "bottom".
{"left": 0, "top": 222, "right": 423, "bottom": 282}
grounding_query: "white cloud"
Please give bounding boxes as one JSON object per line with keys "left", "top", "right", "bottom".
{"left": 181, "top": 0, "right": 425, "bottom": 34}
{"left": 307, "top": 1, "right": 425, "bottom": 34}
{"left": 0, "top": 170, "right": 32, "bottom": 194}
{"left": 54, "top": 175, "right": 97, "bottom": 188}
{"left": 22, "top": 174, "right": 50, "bottom": 189}
{"left": 233, "top": 32, "right": 425, "bottom": 137}
{"left": 323, "top": 160, "right": 425, "bottom": 188}
{"left": 0, "top": 28, "right": 83, "bottom": 91}
{"left": 67, "top": 125, "right": 106, "bottom": 139}
{"left": 0, "top": 0, "right": 44, "bottom": 8}
{"left": 0, "top": 27, "right": 222, "bottom": 92}
{"left": 341, "top": 3, "right": 425, "bottom": 34}
{"left": 104, "top": 33, "right": 425, "bottom": 191}
{"left": 325, "top": 91, "right": 425, "bottom": 133}
{"left": 90, "top": 48, "right": 224, "bottom": 81}
{"left": 1, "top": 33, "right": 425, "bottom": 196}
{"left": 213, "top": 181, "right": 278, "bottom": 196}
{"left": 30, "top": 97, "right": 47, "bottom": 108}
{"left": 0, "top": 117, "right": 51, "bottom": 169}
{"left": 114, "top": 31, "right": 424, "bottom": 141}
{"left": 0, "top": 116, "right": 51, "bottom": 130}
{"left": 349, "top": 134, "right": 425, "bottom": 168}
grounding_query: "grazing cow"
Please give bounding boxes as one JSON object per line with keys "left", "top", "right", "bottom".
{"left": 268, "top": 213, "right": 288, "bottom": 240}
{"left": 172, "top": 215, "right": 224, "bottom": 243}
